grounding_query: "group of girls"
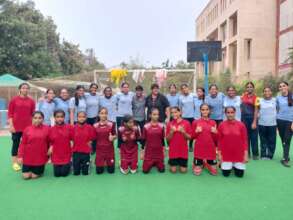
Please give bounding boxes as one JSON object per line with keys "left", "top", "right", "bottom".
{"left": 168, "top": 81, "right": 293, "bottom": 167}
{"left": 7, "top": 80, "right": 293, "bottom": 180}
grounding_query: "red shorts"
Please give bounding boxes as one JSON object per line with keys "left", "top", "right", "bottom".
{"left": 142, "top": 159, "right": 165, "bottom": 173}
{"left": 95, "top": 154, "right": 115, "bottom": 167}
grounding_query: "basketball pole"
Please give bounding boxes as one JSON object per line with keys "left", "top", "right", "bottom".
{"left": 193, "top": 63, "right": 197, "bottom": 93}
{"left": 203, "top": 53, "right": 209, "bottom": 96}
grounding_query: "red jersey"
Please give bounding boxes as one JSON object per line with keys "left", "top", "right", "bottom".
{"left": 192, "top": 118, "right": 217, "bottom": 160}
{"left": 18, "top": 125, "right": 50, "bottom": 166}
{"left": 218, "top": 120, "right": 248, "bottom": 162}
{"left": 142, "top": 122, "right": 165, "bottom": 160}
{"left": 166, "top": 119, "right": 192, "bottom": 159}
{"left": 118, "top": 125, "right": 141, "bottom": 160}
{"left": 8, "top": 96, "right": 35, "bottom": 132}
{"left": 49, "top": 124, "right": 73, "bottom": 165}
{"left": 72, "top": 123, "right": 96, "bottom": 154}
{"left": 94, "top": 121, "right": 116, "bottom": 155}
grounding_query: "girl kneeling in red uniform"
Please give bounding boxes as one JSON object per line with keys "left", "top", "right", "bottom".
{"left": 18, "top": 111, "right": 50, "bottom": 180}
{"left": 118, "top": 115, "right": 141, "bottom": 174}
{"left": 141, "top": 108, "right": 165, "bottom": 174}
{"left": 94, "top": 108, "right": 117, "bottom": 174}
{"left": 48, "top": 110, "right": 73, "bottom": 177}
{"left": 192, "top": 104, "right": 218, "bottom": 176}
{"left": 218, "top": 106, "right": 248, "bottom": 178}
{"left": 72, "top": 111, "right": 96, "bottom": 176}
{"left": 166, "top": 107, "right": 192, "bottom": 173}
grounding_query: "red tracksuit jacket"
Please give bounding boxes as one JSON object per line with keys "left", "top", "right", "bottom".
{"left": 166, "top": 119, "right": 192, "bottom": 159}
{"left": 217, "top": 120, "right": 248, "bottom": 162}
{"left": 8, "top": 96, "right": 35, "bottom": 132}
{"left": 72, "top": 123, "right": 96, "bottom": 154}
{"left": 192, "top": 118, "right": 217, "bottom": 160}
{"left": 142, "top": 122, "right": 165, "bottom": 160}
{"left": 94, "top": 121, "right": 116, "bottom": 158}
{"left": 18, "top": 125, "right": 50, "bottom": 166}
{"left": 49, "top": 124, "right": 73, "bottom": 165}
{"left": 118, "top": 126, "right": 141, "bottom": 161}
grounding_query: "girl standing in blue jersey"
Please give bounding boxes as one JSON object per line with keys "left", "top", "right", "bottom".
{"left": 54, "top": 88, "right": 70, "bottom": 124}
{"left": 256, "top": 87, "right": 277, "bottom": 160}
{"left": 69, "top": 85, "right": 87, "bottom": 125}
{"left": 179, "top": 84, "right": 195, "bottom": 152}
{"left": 166, "top": 84, "right": 180, "bottom": 108}
{"left": 115, "top": 82, "right": 135, "bottom": 128}
{"left": 37, "top": 89, "right": 56, "bottom": 126}
{"left": 205, "top": 84, "right": 224, "bottom": 126}
{"left": 194, "top": 87, "right": 205, "bottom": 120}
{"left": 85, "top": 83, "right": 100, "bottom": 154}
{"left": 99, "top": 87, "right": 117, "bottom": 123}
{"left": 277, "top": 81, "right": 293, "bottom": 167}
{"left": 85, "top": 83, "right": 100, "bottom": 125}
{"left": 223, "top": 86, "right": 241, "bottom": 121}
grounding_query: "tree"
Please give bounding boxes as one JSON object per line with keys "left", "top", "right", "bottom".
{"left": 218, "top": 69, "right": 232, "bottom": 91}
{"left": 0, "top": 0, "right": 105, "bottom": 79}
{"left": 84, "top": 48, "right": 105, "bottom": 70}
{"left": 0, "top": 0, "right": 61, "bottom": 78}
{"left": 175, "top": 60, "right": 195, "bottom": 69}
{"left": 59, "top": 40, "right": 84, "bottom": 75}
{"left": 161, "top": 59, "right": 170, "bottom": 69}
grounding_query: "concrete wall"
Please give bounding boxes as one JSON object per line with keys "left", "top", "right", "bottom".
{"left": 278, "top": 0, "right": 293, "bottom": 75}
{"left": 195, "top": 0, "right": 277, "bottom": 82}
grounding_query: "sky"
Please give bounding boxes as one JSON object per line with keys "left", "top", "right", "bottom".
{"left": 23, "top": 0, "right": 209, "bottom": 67}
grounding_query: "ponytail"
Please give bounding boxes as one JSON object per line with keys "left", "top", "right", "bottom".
{"left": 74, "top": 85, "right": 85, "bottom": 107}
{"left": 288, "top": 91, "right": 293, "bottom": 107}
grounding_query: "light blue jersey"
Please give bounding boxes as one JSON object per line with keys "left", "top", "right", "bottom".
{"left": 223, "top": 96, "right": 241, "bottom": 121}
{"left": 166, "top": 93, "right": 180, "bottom": 107}
{"left": 115, "top": 91, "right": 135, "bottom": 117}
{"left": 259, "top": 98, "right": 277, "bottom": 126}
{"left": 179, "top": 93, "right": 195, "bottom": 118}
{"left": 37, "top": 100, "right": 55, "bottom": 126}
{"left": 53, "top": 97, "right": 70, "bottom": 123}
{"left": 85, "top": 92, "right": 99, "bottom": 118}
{"left": 69, "top": 97, "right": 87, "bottom": 122}
{"left": 205, "top": 92, "right": 224, "bottom": 120}
{"left": 193, "top": 96, "right": 204, "bottom": 120}
{"left": 99, "top": 96, "right": 117, "bottom": 122}
{"left": 277, "top": 95, "right": 293, "bottom": 122}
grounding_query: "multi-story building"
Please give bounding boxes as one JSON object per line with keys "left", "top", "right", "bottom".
{"left": 277, "top": 0, "right": 293, "bottom": 75}
{"left": 195, "top": 0, "right": 277, "bottom": 81}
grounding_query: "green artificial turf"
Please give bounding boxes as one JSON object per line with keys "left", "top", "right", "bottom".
{"left": 0, "top": 136, "right": 293, "bottom": 220}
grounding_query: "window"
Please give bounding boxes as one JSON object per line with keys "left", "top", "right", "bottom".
{"left": 245, "top": 39, "right": 252, "bottom": 60}
{"left": 229, "top": 12, "right": 238, "bottom": 37}
{"left": 220, "top": 22, "right": 227, "bottom": 42}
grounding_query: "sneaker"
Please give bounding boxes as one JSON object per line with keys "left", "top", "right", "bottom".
{"left": 193, "top": 166, "right": 202, "bottom": 176}
{"left": 261, "top": 157, "right": 270, "bottom": 160}
{"left": 120, "top": 167, "right": 129, "bottom": 174}
{"left": 12, "top": 163, "right": 21, "bottom": 172}
{"left": 130, "top": 169, "right": 137, "bottom": 174}
{"left": 281, "top": 160, "right": 291, "bottom": 168}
